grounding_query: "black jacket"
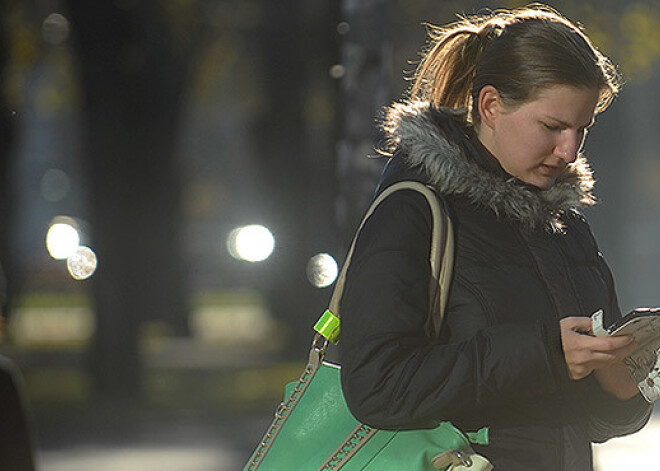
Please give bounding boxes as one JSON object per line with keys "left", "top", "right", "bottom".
{"left": 338, "top": 103, "right": 652, "bottom": 470}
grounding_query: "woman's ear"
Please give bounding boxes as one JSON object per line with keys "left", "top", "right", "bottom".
{"left": 477, "top": 85, "right": 503, "bottom": 130}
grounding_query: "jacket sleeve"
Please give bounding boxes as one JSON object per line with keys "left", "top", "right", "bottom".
{"left": 581, "top": 376, "right": 651, "bottom": 443}
{"left": 338, "top": 190, "right": 568, "bottom": 430}
{"left": 580, "top": 248, "right": 652, "bottom": 442}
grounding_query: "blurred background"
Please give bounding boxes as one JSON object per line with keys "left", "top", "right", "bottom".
{"left": 1, "top": 0, "right": 659, "bottom": 469}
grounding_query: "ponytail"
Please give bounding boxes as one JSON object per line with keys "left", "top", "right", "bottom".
{"left": 410, "top": 20, "right": 500, "bottom": 110}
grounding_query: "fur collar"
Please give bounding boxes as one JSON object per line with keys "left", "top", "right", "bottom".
{"left": 380, "top": 101, "right": 596, "bottom": 232}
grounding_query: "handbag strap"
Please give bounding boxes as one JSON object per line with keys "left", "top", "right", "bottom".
{"left": 325, "top": 180, "right": 454, "bottom": 339}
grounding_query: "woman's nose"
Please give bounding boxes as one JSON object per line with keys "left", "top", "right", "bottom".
{"left": 554, "top": 131, "right": 582, "bottom": 163}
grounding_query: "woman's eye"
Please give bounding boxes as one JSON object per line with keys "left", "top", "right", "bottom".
{"left": 543, "top": 123, "right": 560, "bottom": 131}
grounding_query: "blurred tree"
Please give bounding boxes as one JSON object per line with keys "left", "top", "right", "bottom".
{"left": 335, "top": 0, "right": 391, "bottom": 250}
{"left": 66, "top": 1, "right": 208, "bottom": 399}
{"left": 0, "top": 2, "right": 18, "bottom": 328}
{"left": 253, "top": 0, "right": 341, "bottom": 357}
{"left": 0, "top": 3, "right": 16, "bottom": 324}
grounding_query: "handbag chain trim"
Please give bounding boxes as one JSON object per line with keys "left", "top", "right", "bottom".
{"left": 245, "top": 338, "right": 328, "bottom": 471}
{"left": 320, "top": 425, "right": 476, "bottom": 470}
{"left": 318, "top": 423, "right": 377, "bottom": 470}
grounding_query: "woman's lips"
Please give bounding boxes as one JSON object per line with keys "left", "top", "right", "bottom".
{"left": 539, "top": 164, "right": 562, "bottom": 176}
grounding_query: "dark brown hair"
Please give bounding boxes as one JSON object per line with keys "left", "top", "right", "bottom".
{"left": 410, "top": 5, "right": 621, "bottom": 124}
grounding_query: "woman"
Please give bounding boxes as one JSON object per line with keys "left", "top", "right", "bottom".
{"left": 338, "top": 6, "right": 653, "bottom": 470}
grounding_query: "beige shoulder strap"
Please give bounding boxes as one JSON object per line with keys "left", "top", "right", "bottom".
{"left": 329, "top": 181, "right": 454, "bottom": 336}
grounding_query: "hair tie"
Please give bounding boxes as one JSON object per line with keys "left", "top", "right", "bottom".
{"left": 485, "top": 23, "right": 503, "bottom": 41}
{"left": 461, "top": 23, "right": 503, "bottom": 63}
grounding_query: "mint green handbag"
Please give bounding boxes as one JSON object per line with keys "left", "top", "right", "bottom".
{"left": 244, "top": 182, "right": 491, "bottom": 471}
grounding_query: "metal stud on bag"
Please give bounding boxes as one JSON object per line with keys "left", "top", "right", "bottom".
{"left": 432, "top": 449, "right": 473, "bottom": 469}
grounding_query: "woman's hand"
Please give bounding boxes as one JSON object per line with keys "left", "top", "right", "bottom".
{"left": 560, "top": 317, "right": 639, "bottom": 399}
{"left": 593, "top": 363, "right": 640, "bottom": 400}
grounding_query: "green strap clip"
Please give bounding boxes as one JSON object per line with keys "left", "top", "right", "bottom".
{"left": 313, "top": 310, "right": 341, "bottom": 344}
{"left": 466, "top": 427, "right": 489, "bottom": 445}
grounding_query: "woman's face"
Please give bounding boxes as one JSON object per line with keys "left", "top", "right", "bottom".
{"left": 476, "top": 85, "right": 600, "bottom": 189}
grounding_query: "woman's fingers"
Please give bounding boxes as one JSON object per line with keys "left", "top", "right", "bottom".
{"left": 559, "top": 317, "right": 635, "bottom": 380}
{"left": 605, "top": 336, "right": 637, "bottom": 359}
{"left": 577, "top": 334, "right": 634, "bottom": 354}
{"left": 561, "top": 316, "right": 592, "bottom": 333}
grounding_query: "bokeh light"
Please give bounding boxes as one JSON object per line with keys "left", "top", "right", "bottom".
{"left": 42, "top": 12, "right": 70, "bottom": 45}
{"left": 67, "top": 246, "right": 98, "bottom": 280}
{"left": 337, "top": 22, "right": 350, "bottom": 35}
{"left": 329, "top": 64, "right": 346, "bottom": 79}
{"left": 46, "top": 222, "right": 80, "bottom": 260}
{"left": 306, "top": 253, "right": 338, "bottom": 288}
{"left": 227, "top": 225, "right": 275, "bottom": 262}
